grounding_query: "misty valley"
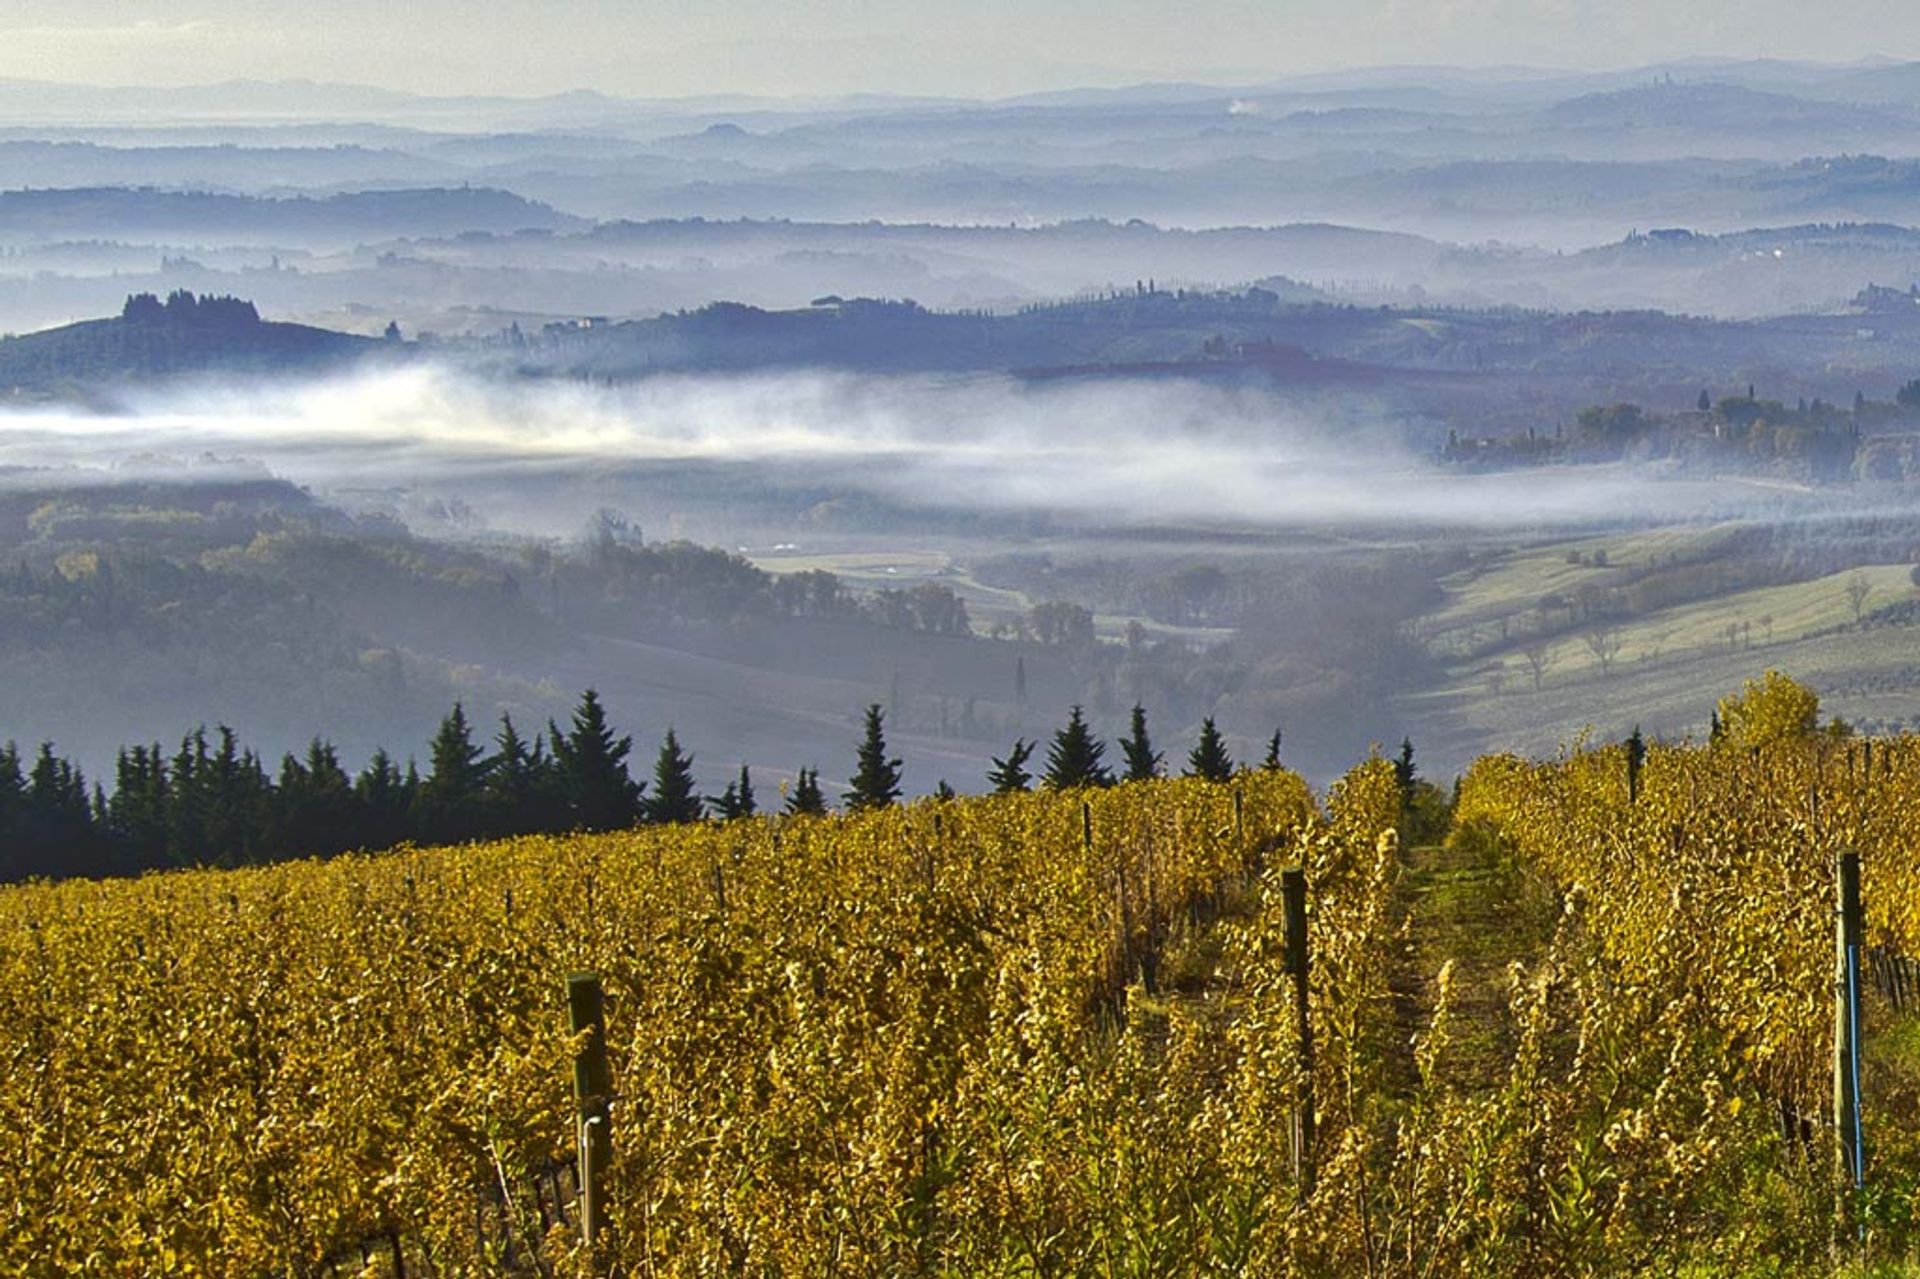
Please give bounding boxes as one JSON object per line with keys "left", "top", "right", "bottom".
{"left": 21, "top": 46, "right": 1920, "bottom": 1277}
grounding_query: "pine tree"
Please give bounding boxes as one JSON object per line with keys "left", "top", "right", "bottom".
{"left": 0, "top": 743, "right": 24, "bottom": 875}
{"left": 106, "top": 744, "right": 169, "bottom": 868}
{"left": 21, "top": 743, "right": 94, "bottom": 876}
{"left": 354, "top": 748, "right": 413, "bottom": 851}
{"left": 275, "top": 739, "right": 355, "bottom": 857}
{"left": 1393, "top": 737, "right": 1418, "bottom": 802}
{"left": 935, "top": 780, "right": 957, "bottom": 800}
{"left": 987, "top": 738, "right": 1036, "bottom": 793}
{"left": 711, "top": 764, "right": 757, "bottom": 820}
{"left": 1263, "top": 729, "right": 1284, "bottom": 771}
{"left": 786, "top": 766, "right": 827, "bottom": 816}
{"left": 419, "top": 702, "right": 492, "bottom": 844}
{"left": 1185, "top": 717, "right": 1234, "bottom": 782}
{"left": 645, "top": 729, "right": 702, "bottom": 824}
{"left": 1044, "top": 706, "right": 1113, "bottom": 790}
{"left": 845, "top": 704, "right": 903, "bottom": 811}
{"left": 550, "top": 689, "right": 641, "bottom": 832}
{"left": 485, "top": 714, "right": 562, "bottom": 836}
{"left": 1118, "top": 704, "right": 1162, "bottom": 781}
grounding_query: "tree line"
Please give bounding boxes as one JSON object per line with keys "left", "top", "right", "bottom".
{"left": 0, "top": 694, "right": 1286, "bottom": 884}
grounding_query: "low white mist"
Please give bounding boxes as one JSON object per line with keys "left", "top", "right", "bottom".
{"left": 0, "top": 363, "right": 1803, "bottom": 533}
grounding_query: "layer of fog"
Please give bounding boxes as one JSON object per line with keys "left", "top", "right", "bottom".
{"left": 0, "top": 364, "right": 1814, "bottom": 538}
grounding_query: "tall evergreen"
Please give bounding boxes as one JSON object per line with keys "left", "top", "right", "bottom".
{"left": 550, "top": 689, "right": 641, "bottom": 832}
{"left": 106, "top": 744, "right": 169, "bottom": 867}
{"left": 1263, "top": 729, "right": 1284, "bottom": 772}
{"left": 275, "top": 739, "right": 356, "bottom": 857}
{"left": 711, "top": 764, "right": 756, "bottom": 820}
{"left": 419, "top": 702, "right": 492, "bottom": 844}
{"left": 199, "top": 727, "right": 273, "bottom": 866}
{"left": 1044, "top": 706, "right": 1113, "bottom": 790}
{"left": 1393, "top": 737, "right": 1418, "bottom": 803}
{"left": 786, "top": 766, "right": 827, "bottom": 816}
{"left": 486, "top": 714, "right": 563, "bottom": 835}
{"left": 21, "top": 743, "right": 94, "bottom": 876}
{"left": 0, "top": 744, "right": 24, "bottom": 873}
{"left": 1185, "top": 717, "right": 1234, "bottom": 782}
{"left": 987, "top": 738, "right": 1036, "bottom": 793}
{"left": 645, "top": 729, "right": 702, "bottom": 824}
{"left": 1118, "top": 705, "right": 1162, "bottom": 781}
{"left": 1626, "top": 725, "right": 1647, "bottom": 804}
{"left": 845, "top": 704, "right": 903, "bottom": 811}
{"left": 354, "top": 748, "right": 414, "bottom": 852}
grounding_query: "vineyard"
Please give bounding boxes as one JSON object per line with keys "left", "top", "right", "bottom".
{"left": 9, "top": 687, "right": 1920, "bottom": 1275}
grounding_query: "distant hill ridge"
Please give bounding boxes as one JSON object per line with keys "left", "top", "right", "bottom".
{"left": 0, "top": 290, "right": 378, "bottom": 395}
{"left": 0, "top": 186, "right": 582, "bottom": 242}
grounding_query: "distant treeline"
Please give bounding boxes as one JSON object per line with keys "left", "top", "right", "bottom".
{"left": 1443, "top": 382, "right": 1920, "bottom": 482}
{"left": 0, "top": 694, "right": 1290, "bottom": 884}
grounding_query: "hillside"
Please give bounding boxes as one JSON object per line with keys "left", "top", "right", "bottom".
{"left": 6, "top": 721, "right": 1920, "bottom": 1274}
{"left": 0, "top": 290, "right": 379, "bottom": 394}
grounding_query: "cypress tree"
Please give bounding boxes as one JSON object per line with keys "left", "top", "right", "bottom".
{"left": 845, "top": 704, "right": 903, "bottom": 811}
{"left": 1118, "top": 704, "right": 1162, "bottom": 781}
{"left": 1185, "top": 717, "right": 1234, "bottom": 782}
{"left": 1626, "top": 725, "right": 1647, "bottom": 804}
{"left": 645, "top": 729, "right": 702, "bottom": 824}
{"left": 1044, "top": 706, "right": 1113, "bottom": 790}
{"left": 786, "top": 766, "right": 827, "bottom": 816}
{"left": 987, "top": 738, "right": 1036, "bottom": 793}
{"left": 550, "top": 689, "right": 641, "bottom": 832}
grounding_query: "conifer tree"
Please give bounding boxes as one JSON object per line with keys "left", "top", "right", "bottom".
{"left": 1185, "top": 717, "right": 1234, "bottom": 782}
{"left": 0, "top": 743, "right": 24, "bottom": 865}
{"left": 1263, "top": 729, "right": 1284, "bottom": 771}
{"left": 846, "top": 704, "right": 903, "bottom": 811}
{"left": 1045, "top": 706, "right": 1113, "bottom": 789}
{"left": 645, "top": 728, "right": 702, "bottom": 824}
{"left": 1626, "top": 724, "right": 1647, "bottom": 803}
{"left": 712, "top": 764, "right": 757, "bottom": 820}
{"left": 22, "top": 743, "right": 93, "bottom": 875}
{"left": 987, "top": 738, "right": 1036, "bottom": 793}
{"left": 275, "top": 739, "right": 355, "bottom": 857}
{"left": 107, "top": 744, "right": 169, "bottom": 867}
{"left": 486, "top": 714, "right": 562, "bottom": 835}
{"left": 550, "top": 689, "right": 641, "bottom": 832}
{"left": 1393, "top": 737, "right": 1418, "bottom": 802}
{"left": 354, "top": 748, "right": 413, "bottom": 852}
{"left": 935, "top": 780, "right": 957, "bottom": 800}
{"left": 786, "top": 766, "right": 827, "bottom": 816}
{"left": 1119, "top": 704, "right": 1162, "bottom": 781}
{"left": 420, "top": 702, "right": 492, "bottom": 844}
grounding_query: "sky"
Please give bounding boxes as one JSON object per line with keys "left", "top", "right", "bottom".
{"left": 1, "top": 0, "right": 1919, "bottom": 99}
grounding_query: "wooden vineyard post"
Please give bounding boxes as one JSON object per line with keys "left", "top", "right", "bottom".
{"left": 1281, "top": 867, "right": 1315, "bottom": 1189}
{"left": 1834, "top": 851, "right": 1865, "bottom": 1243}
{"left": 568, "top": 972, "right": 615, "bottom": 1258}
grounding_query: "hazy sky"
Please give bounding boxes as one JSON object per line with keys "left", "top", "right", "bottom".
{"left": 3, "top": 1, "right": 1919, "bottom": 99}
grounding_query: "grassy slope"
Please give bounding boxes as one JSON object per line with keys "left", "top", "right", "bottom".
{"left": 1405, "top": 522, "right": 1920, "bottom": 766}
